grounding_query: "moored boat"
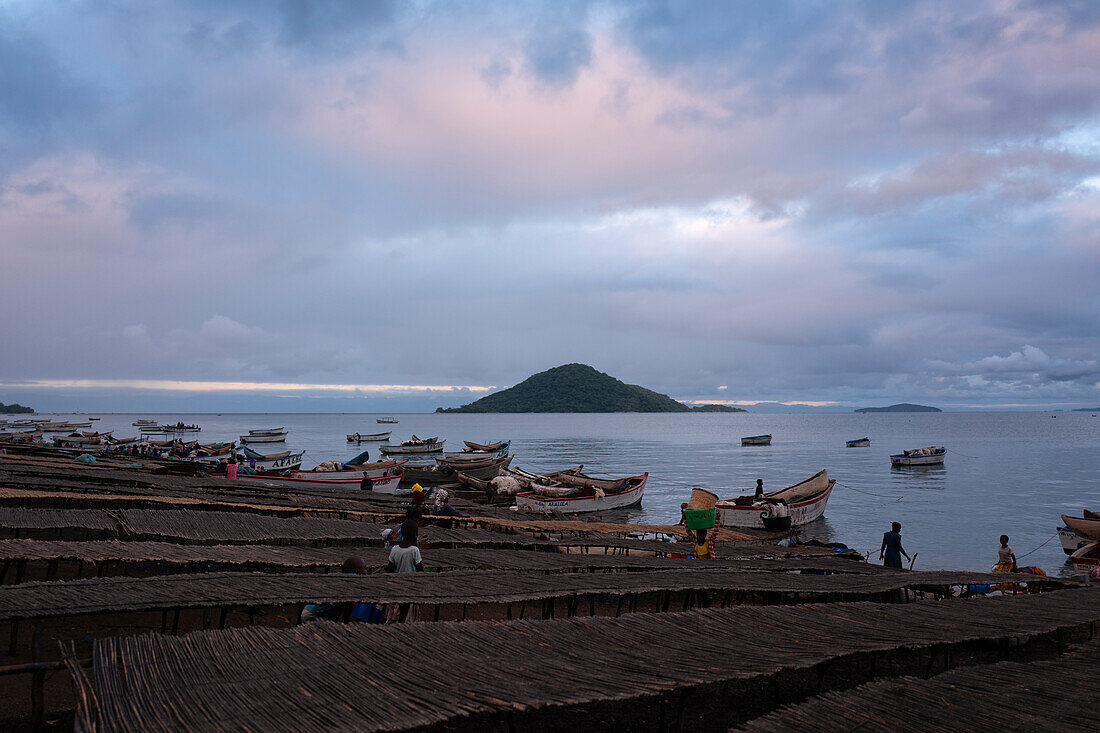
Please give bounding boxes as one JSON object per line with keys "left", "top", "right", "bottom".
{"left": 239, "top": 471, "right": 403, "bottom": 494}
{"left": 377, "top": 417, "right": 399, "bottom": 424}
{"left": 741, "top": 434, "right": 772, "bottom": 446}
{"left": 402, "top": 454, "right": 513, "bottom": 486}
{"left": 1061, "top": 512, "right": 1100, "bottom": 542}
{"left": 715, "top": 469, "right": 834, "bottom": 530}
{"left": 239, "top": 432, "right": 287, "bottom": 444}
{"left": 890, "top": 447, "right": 946, "bottom": 466}
{"left": 347, "top": 431, "right": 391, "bottom": 442}
{"left": 247, "top": 427, "right": 285, "bottom": 436}
{"left": 1069, "top": 540, "right": 1100, "bottom": 580}
{"left": 235, "top": 447, "right": 305, "bottom": 472}
{"left": 846, "top": 437, "right": 870, "bottom": 448}
{"left": 514, "top": 469, "right": 647, "bottom": 513}
{"left": 379, "top": 436, "right": 444, "bottom": 455}
{"left": 463, "top": 440, "right": 509, "bottom": 452}
{"left": 1059, "top": 525, "right": 1090, "bottom": 555}
{"left": 133, "top": 419, "right": 157, "bottom": 426}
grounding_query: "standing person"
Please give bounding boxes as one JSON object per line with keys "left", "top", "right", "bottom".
{"left": 387, "top": 519, "right": 424, "bottom": 574}
{"left": 754, "top": 479, "right": 764, "bottom": 500}
{"left": 995, "top": 535, "right": 1017, "bottom": 572}
{"left": 385, "top": 519, "right": 423, "bottom": 623}
{"left": 879, "top": 521, "right": 910, "bottom": 569}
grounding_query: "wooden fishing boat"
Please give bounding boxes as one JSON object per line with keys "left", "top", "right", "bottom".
{"left": 741, "top": 434, "right": 772, "bottom": 446}
{"left": 402, "top": 454, "right": 513, "bottom": 486}
{"left": 379, "top": 436, "right": 444, "bottom": 455}
{"left": 1061, "top": 513, "right": 1100, "bottom": 541}
{"left": 715, "top": 469, "right": 834, "bottom": 530}
{"left": 890, "top": 447, "right": 946, "bottom": 466}
{"left": 67, "top": 421, "right": 93, "bottom": 428}
{"left": 239, "top": 432, "right": 287, "bottom": 444}
{"left": 42, "top": 423, "right": 76, "bottom": 432}
{"left": 515, "top": 469, "right": 647, "bottom": 513}
{"left": 162, "top": 423, "right": 201, "bottom": 432}
{"left": 238, "top": 471, "right": 403, "bottom": 493}
{"left": 346, "top": 431, "right": 391, "bottom": 442}
{"left": 235, "top": 447, "right": 305, "bottom": 472}
{"left": 376, "top": 417, "right": 399, "bottom": 424}
{"left": 132, "top": 419, "right": 157, "bottom": 426}
{"left": 247, "top": 427, "right": 285, "bottom": 436}
{"left": 1059, "top": 525, "right": 1090, "bottom": 555}
{"left": 1069, "top": 541, "right": 1100, "bottom": 579}
{"left": 463, "top": 440, "right": 509, "bottom": 452}
{"left": 845, "top": 437, "right": 870, "bottom": 448}
{"left": 79, "top": 431, "right": 113, "bottom": 438}
{"left": 441, "top": 445, "right": 509, "bottom": 461}
{"left": 288, "top": 459, "right": 405, "bottom": 481}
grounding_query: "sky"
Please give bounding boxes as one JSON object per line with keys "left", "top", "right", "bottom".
{"left": 2, "top": 0, "right": 1099, "bottom": 413}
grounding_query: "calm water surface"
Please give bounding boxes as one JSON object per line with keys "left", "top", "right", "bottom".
{"left": 69, "top": 412, "right": 1100, "bottom": 575}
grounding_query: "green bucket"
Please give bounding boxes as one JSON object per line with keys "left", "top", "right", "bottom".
{"left": 683, "top": 507, "right": 715, "bottom": 530}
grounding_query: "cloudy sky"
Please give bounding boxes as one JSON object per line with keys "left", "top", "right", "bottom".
{"left": 2, "top": 0, "right": 1099, "bottom": 412}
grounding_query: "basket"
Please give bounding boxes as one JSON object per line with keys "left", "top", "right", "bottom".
{"left": 686, "top": 487, "right": 718, "bottom": 510}
{"left": 683, "top": 507, "right": 716, "bottom": 530}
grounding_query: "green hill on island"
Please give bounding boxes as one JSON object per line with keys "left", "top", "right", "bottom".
{"left": 854, "top": 403, "right": 942, "bottom": 413}
{"left": 689, "top": 403, "right": 745, "bottom": 412}
{"left": 437, "top": 364, "right": 723, "bottom": 413}
{"left": 0, "top": 402, "right": 34, "bottom": 414}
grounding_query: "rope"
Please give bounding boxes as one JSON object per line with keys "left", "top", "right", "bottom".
{"left": 1016, "top": 533, "right": 1058, "bottom": 560}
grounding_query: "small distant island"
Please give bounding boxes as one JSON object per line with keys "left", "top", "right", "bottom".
{"left": 437, "top": 363, "right": 716, "bottom": 413}
{"left": 854, "top": 403, "right": 942, "bottom": 413}
{"left": 0, "top": 402, "right": 34, "bottom": 414}
{"left": 689, "top": 403, "right": 746, "bottom": 413}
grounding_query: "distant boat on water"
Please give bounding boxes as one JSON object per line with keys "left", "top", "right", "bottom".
{"left": 846, "top": 437, "right": 870, "bottom": 448}
{"left": 890, "top": 447, "right": 946, "bottom": 466}
{"left": 347, "top": 431, "right": 391, "bottom": 442}
{"left": 377, "top": 417, "right": 399, "bottom": 424}
{"left": 741, "top": 434, "right": 772, "bottom": 446}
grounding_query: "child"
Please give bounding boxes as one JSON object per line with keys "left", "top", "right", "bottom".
{"left": 995, "top": 535, "right": 1017, "bottom": 572}
{"left": 387, "top": 519, "right": 424, "bottom": 574}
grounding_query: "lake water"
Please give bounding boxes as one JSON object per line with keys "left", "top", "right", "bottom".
{"left": 54, "top": 411, "right": 1100, "bottom": 575}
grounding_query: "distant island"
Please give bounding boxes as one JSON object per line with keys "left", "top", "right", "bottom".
{"left": 854, "top": 403, "right": 942, "bottom": 413}
{"left": 690, "top": 403, "right": 746, "bottom": 413}
{"left": 437, "top": 364, "right": 700, "bottom": 413}
{"left": 0, "top": 402, "right": 34, "bottom": 414}
{"left": 1072, "top": 407, "right": 1100, "bottom": 412}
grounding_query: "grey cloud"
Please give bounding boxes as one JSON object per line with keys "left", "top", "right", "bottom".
{"left": 523, "top": 7, "right": 593, "bottom": 87}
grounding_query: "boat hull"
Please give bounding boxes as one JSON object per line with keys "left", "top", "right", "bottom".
{"left": 741, "top": 435, "right": 772, "bottom": 446}
{"left": 1062, "top": 514, "right": 1100, "bottom": 541}
{"left": 1069, "top": 540, "right": 1100, "bottom": 579}
{"left": 717, "top": 481, "right": 834, "bottom": 529}
{"left": 347, "top": 432, "right": 391, "bottom": 442}
{"left": 239, "top": 433, "right": 287, "bottom": 444}
{"left": 240, "top": 472, "right": 402, "bottom": 493}
{"left": 846, "top": 438, "right": 870, "bottom": 448}
{"left": 1059, "top": 526, "right": 1090, "bottom": 555}
{"left": 380, "top": 441, "right": 444, "bottom": 454}
{"left": 515, "top": 474, "right": 647, "bottom": 514}
{"left": 890, "top": 452, "right": 945, "bottom": 466}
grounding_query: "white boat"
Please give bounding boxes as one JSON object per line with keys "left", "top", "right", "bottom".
{"left": 235, "top": 448, "right": 305, "bottom": 472}
{"left": 1059, "top": 525, "right": 1090, "bottom": 555}
{"left": 133, "top": 419, "right": 157, "bottom": 426}
{"left": 379, "top": 437, "right": 444, "bottom": 455}
{"left": 515, "top": 470, "right": 647, "bottom": 513}
{"left": 890, "top": 447, "right": 946, "bottom": 466}
{"left": 239, "top": 432, "right": 287, "bottom": 444}
{"left": 239, "top": 471, "right": 403, "bottom": 494}
{"left": 377, "top": 417, "right": 399, "bottom": 424}
{"left": 347, "top": 431, "right": 391, "bottom": 442}
{"left": 715, "top": 469, "right": 834, "bottom": 530}
{"left": 1069, "top": 540, "right": 1100, "bottom": 580}
{"left": 741, "top": 434, "right": 772, "bottom": 446}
